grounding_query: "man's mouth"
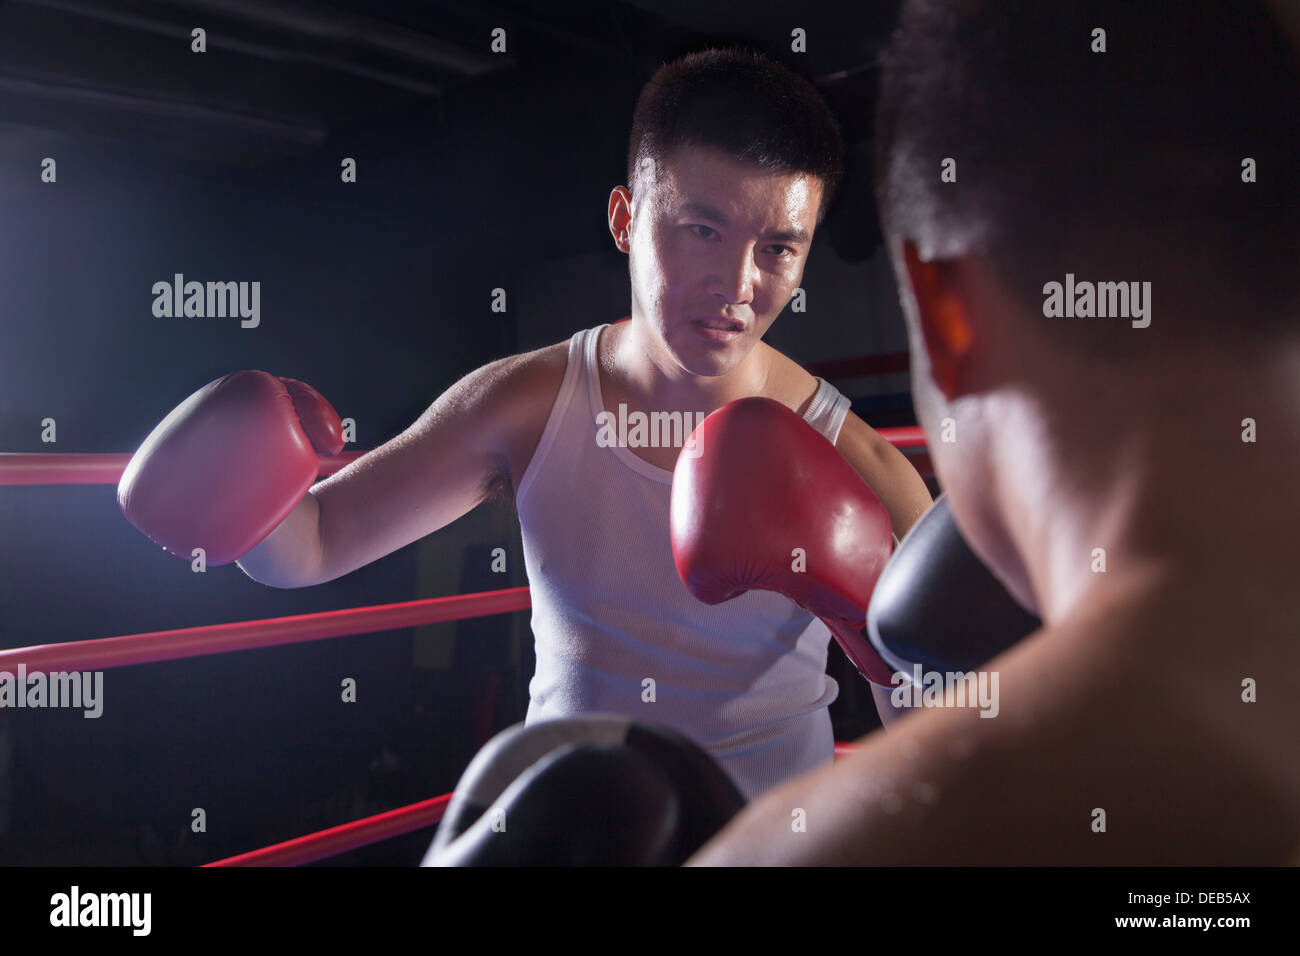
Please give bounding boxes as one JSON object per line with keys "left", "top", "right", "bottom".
{"left": 692, "top": 317, "right": 744, "bottom": 333}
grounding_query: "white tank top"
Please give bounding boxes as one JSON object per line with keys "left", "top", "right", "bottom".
{"left": 517, "top": 323, "right": 852, "bottom": 800}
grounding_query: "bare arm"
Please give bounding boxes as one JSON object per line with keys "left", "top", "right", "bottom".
{"left": 835, "top": 411, "right": 932, "bottom": 539}
{"left": 238, "top": 351, "right": 546, "bottom": 588}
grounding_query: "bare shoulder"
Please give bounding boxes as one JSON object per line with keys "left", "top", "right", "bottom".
{"left": 302, "top": 337, "right": 571, "bottom": 581}
{"left": 757, "top": 344, "right": 882, "bottom": 451}
{"left": 1114, "top": 568, "right": 1300, "bottom": 776}
{"left": 1000, "top": 582, "right": 1300, "bottom": 859}
{"left": 758, "top": 342, "right": 820, "bottom": 415}
{"left": 465, "top": 339, "right": 568, "bottom": 402}
{"left": 476, "top": 338, "right": 571, "bottom": 498}
{"left": 759, "top": 343, "right": 885, "bottom": 462}
{"left": 708, "top": 586, "right": 1300, "bottom": 864}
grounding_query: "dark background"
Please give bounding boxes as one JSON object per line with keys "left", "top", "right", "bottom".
{"left": 0, "top": 0, "right": 929, "bottom": 865}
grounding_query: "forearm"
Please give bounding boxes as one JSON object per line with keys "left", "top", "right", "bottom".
{"left": 235, "top": 492, "right": 324, "bottom": 588}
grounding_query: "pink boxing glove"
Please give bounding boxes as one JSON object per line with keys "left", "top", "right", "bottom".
{"left": 118, "top": 370, "right": 344, "bottom": 566}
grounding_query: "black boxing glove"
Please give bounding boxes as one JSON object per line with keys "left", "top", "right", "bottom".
{"left": 422, "top": 715, "right": 745, "bottom": 867}
{"left": 866, "top": 494, "right": 1041, "bottom": 678}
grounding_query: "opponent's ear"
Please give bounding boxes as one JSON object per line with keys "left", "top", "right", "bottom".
{"left": 608, "top": 186, "right": 633, "bottom": 254}
{"left": 899, "top": 240, "right": 975, "bottom": 402}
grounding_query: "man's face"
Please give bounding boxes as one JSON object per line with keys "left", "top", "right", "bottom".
{"left": 619, "top": 144, "right": 822, "bottom": 377}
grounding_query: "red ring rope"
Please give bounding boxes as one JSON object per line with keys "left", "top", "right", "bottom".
{"left": 210, "top": 742, "right": 870, "bottom": 866}
{"left": 204, "top": 793, "right": 453, "bottom": 867}
{"left": 0, "top": 587, "right": 531, "bottom": 674}
{"left": 0, "top": 451, "right": 366, "bottom": 486}
{"left": 0, "top": 428, "right": 927, "bottom": 486}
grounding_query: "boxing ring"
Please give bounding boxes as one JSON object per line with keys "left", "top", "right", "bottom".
{"left": 0, "top": 371, "right": 930, "bottom": 867}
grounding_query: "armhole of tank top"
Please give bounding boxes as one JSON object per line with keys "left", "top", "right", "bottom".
{"left": 809, "top": 378, "right": 852, "bottom": 446}
{"left": 515, "top": 330, "right": 586, "bottom": 508}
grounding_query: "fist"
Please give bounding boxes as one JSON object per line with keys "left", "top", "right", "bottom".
{"left": 670, "top": 397, "right": 896, "bottom": 684}
{"left": 118, "top": 371, "right": 344, "bottom": 566}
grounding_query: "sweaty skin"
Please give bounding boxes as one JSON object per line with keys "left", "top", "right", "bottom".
{"left": 687, "top": 242, "right": 1300, "bottom": 864}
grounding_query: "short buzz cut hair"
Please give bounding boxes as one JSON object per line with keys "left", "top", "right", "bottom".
{"left": 874, "top": 0, "right": 1300, "bottom": 349}
{"left": 628, "top": 47, "right": 846, "bottom": 225}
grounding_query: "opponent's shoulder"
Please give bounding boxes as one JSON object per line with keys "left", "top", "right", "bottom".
{"left": 1050, "top": 571, "right": 1300, "bottom": 790}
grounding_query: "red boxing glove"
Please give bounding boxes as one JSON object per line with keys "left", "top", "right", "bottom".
{"left": 118, "top": 371, "right": 345, "bottom": 566}
{"left": 670, "top": 397, "right": 896, "bottom": 686}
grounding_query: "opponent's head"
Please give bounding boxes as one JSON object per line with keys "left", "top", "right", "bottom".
{"left": 611, "top": 47, "right": 845, "bottom": 376}
{"left": 873, "top": 0, "right": 1300, "bottom": 602}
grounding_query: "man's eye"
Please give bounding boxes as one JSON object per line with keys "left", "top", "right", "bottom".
{"left": 687, "top": 227, "right": 794, "bottom": 257}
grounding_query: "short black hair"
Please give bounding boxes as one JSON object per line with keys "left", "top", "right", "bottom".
{"left": 874, "top": 0, "right": 1300, "bottom": 349}
{"left": 628, "top": 47, "right": 845, "bottom": 225}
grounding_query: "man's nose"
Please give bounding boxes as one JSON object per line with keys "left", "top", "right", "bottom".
{"left": 709, "top": 244, "right": 761, "bottom": 307}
